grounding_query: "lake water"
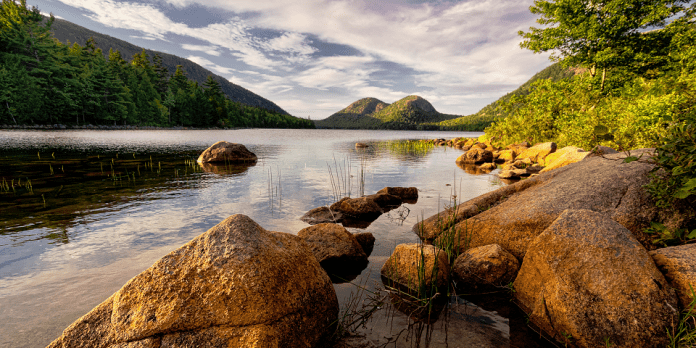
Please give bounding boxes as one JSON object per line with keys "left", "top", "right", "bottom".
{"left": 0, "top": 129, "right": 552, "bottom": 347}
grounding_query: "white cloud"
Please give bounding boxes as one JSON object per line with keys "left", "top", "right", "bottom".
{"left": 50, "top": 0, "right": 552, "bottom": 115}
{"left": 186, "top": 55, "right": 235, "bottom": 75}
{"left": 181, "top": 44, "right": 221, "bottom": 56}
{"left": 171, "top": 0, "right": 551, "bottom": 113}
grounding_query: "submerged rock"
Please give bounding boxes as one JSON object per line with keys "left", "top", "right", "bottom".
{"left": 300, "top": 206, "right": 344, "bottom": 225}
{"left": 514, "top": 209, "right": 677, "bottom": 347}
{"left": 47, "top": 214, "right": 338, "bottom": 348}
{"left": 197, "top": 141, "right": 257, "bottom": 164}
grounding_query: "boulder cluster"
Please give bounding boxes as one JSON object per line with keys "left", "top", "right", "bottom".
{"left": 378, "top": 148, "right": 696, "bottom": 348}
{"left": 301, "top": 187, "right": 418, "bottom": 228}
{"left": 48, "top": 141, "right": 696, "bottom": 348}
{"left": 427, "top": 135, "right": 609, "bottom": 180}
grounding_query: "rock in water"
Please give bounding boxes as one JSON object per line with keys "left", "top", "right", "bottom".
{"left": 298, "top": 223, "right": 368, "bottom": 272}
{"left": 197, "top": 141, "right": 257, "bottom": 164}
{"left": 455, "top": 147, "right": 493, "bottom": 164}
{"left": 514, "top": 209, "right": 678, "bottom": 347}
{"left": 452, "top": 244, "right": 519, "bottom": 291}
{"left": 353, "top": 232, "right": 376, "bottom": 256}
{"left": 376, "top": 187, "right": 418, "bottom": 201}
{"left": 47, "top": 215, "right": 338, "bottom": 348}
{"left": 381, "top": 244, "right": 450, "bottom": 295}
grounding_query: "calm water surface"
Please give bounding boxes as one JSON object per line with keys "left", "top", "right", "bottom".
{"left": 0, "top": 129, "right": 548, "bottom": 347}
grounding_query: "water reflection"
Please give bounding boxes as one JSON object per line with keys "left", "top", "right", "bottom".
{"left": 0, "top": 151, "right": 209, "bottom": 245}
{"left": 198, "top": 162, "right": 256, "bottom": 175}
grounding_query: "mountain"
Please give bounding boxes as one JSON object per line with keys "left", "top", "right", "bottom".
{"left": 313, "top": 97, "right": 388, "bottom": 128}
{"left": 315, "top": 95, "right": 459, "bottom": 129}
{"left": 429, "top": 63, "right": 578, "bottom": 131}
{"left": 315, "top": 64, "right": 576, "bottom": 131}
{"left": 48, "top": 18, "right": 289, "bottom": 115}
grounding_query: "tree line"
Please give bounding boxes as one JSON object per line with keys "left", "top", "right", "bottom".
{"left": 0, "top": 0, "right": 314, "bottom": 129}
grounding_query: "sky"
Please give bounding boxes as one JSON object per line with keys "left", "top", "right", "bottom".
{"left": 27, "top": 0, "right": 553, "bottom": 119}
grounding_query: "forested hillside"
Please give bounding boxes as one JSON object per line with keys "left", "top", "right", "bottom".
{"left": 0, "top": 0, "right": 313, "bottom": 129}
{"left": 49, "top": 17, "right": 289, "bottom": 115}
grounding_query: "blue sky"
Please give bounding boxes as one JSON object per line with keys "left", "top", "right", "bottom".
{"left": 27, "top": 0, "right": 552, "bottom": 119}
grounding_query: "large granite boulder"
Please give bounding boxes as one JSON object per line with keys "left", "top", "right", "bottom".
{"left": 381, "top": 244, "right": 450, "bottom": 296}
{"left": 455, "top": 147, "right": 493, "bottom": 164}
{"left": 496, "top": 149, "right": 516, "bottom": 163}
{"left": 540, "top": 146, "right": 589, "bottom": 172}
{"left": 47, "top": 215, "right": 338, "bottom": 348}
{"left": 197, "top": 141, "right": 257, "bottom": 164}
{"left": 420, "top": 149, "right": 658, "bottom": 258}
{"left": 516, "top": 142, "right": 556, "bottom": 164}
{"left": 650, "top": 244, "right": 696, "bottom": 310}
{"left": 514, "top": 209, "right": 678, "bottom": 347}
{"left": 452, "top": 244, "right": 519, "bottom": 291}
{"left": 298, "top": 223, "right": 368, "bottom": 272}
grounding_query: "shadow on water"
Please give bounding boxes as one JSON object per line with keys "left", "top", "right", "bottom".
{"left": 0, "top": 150, "right": 256, "bottom": 245}
{"left": 335, "top": 278, "right": 559, "bottom": 348}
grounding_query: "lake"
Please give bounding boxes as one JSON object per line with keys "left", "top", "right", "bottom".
{"left": 0, "top": 129, "right": 551, "bottom": 347}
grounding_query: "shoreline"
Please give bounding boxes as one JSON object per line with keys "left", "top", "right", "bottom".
{"left": 0, "top": 124, "right": 233, "bottom": 131}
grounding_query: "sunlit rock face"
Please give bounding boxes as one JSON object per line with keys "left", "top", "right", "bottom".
{"left": 514, "top": 209, "right": 678, "bottom": 348}
{"left": 47, "top": 214, "right": 338, "bottom": 348}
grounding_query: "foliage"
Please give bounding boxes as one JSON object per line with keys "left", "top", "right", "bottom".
{"left": 644, "top": 222, "right": 696, "bottom": 246}
{"left": 519, "top": 0, "right": 689, "bottom": 90}
{"left": 667, "top": 286, "right": 696, "bottom": 348}
{"left": 0, "top": 1, "right": 313, "bottom": 129}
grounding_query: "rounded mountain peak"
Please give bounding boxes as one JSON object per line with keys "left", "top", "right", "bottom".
{"left": 396, "top": 95, "right": 437, "bottom": 113}
{"left": 341, "top": 97, "right": 389, "bottom": 116}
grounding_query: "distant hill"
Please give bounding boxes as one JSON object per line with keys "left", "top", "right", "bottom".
{"left": 315, "top": 95, "right": 459, "bottom": 130}
{"left": 315, "top": 64, "right": 577, "bottom": 131}
{"left": 48, "top": 18, "right": 289, "bottom": 115}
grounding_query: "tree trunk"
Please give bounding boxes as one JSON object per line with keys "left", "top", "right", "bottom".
{"left": 601, "top": 68, "right": 606, "bottom": 92}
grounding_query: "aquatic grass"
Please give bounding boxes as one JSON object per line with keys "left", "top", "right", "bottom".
{"left": 331, "top": 272, "right": 387, "bottom": 342}
{"left": 376, "top": 139, "right": 436, "bottom": 158}
{"left": 327, "top": 155, "right": 352, "bottom": 202}
{"left": 267, "top": 166, "right": 282, "bottom": 213}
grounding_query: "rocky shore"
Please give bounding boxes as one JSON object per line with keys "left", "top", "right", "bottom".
{"left": 46, "top": 140, "right": 696, "bottom": 348}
